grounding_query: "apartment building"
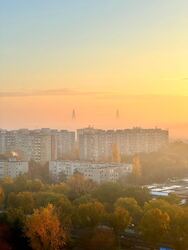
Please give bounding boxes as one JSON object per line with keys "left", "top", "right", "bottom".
{"left": 49, "top": 160, "right": 132, "bottom": 183}
{"left": 0, "top": 129, "right": 75, "bottom": 163}
{"left": 0, "top": 158, "right": 29, "bottom": 179}
{"left": 78, "top": 127, "right": 169, "bottom": 161}
{"left": 51, "top": 130, "right": 75, "bottom": 160}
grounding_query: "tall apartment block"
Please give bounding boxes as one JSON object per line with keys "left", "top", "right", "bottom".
{"left": 0, "top": 129, "right": 75, "bottom": 163}
{"left": 51, "top": 130, "right": 75, "bottom": 160}
{"left": 77, "top": 127, "right": 169, "bottom": 161}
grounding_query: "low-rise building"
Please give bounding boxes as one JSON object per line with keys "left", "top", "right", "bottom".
{"left": 49, "top": 161, "right": 132, "bottom": 183}
{"left": 0, "top": 158, "right": 29, "bottom": 179}
{"left": 145, "top": 178, "right": 188, "bottom": 203}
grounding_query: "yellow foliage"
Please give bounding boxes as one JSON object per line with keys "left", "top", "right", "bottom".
{"left": 132, "top": 155, "right": 142, "bottom": 177}
{"left": 112, "top": 144, "right": 121, "bottom": 163}
{"left": 25, "top": 204, "right": 67, "bottom": 250}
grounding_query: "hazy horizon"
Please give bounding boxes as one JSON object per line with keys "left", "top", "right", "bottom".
{"left": 1, "top": 1, "right": 188, "bottom": 138}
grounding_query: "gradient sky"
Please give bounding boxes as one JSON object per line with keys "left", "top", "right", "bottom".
{"left": 0, "top": 1, "right": 188, "bottom": 138}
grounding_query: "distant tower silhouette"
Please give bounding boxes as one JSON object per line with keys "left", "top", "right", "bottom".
{"left": 72, "top": 109, "right": 76, "bottom": 120}
{"left": 116, "top": 109, "right": 119, "bottom": 119}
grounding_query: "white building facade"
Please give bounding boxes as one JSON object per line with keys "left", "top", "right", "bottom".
{"left": 0, "top": 159, "right": 29, "bottom": 179}
{"left": 0, "top": 129, "right": 75, "bottom": 163}
{"left": 78, "top": 127, "right": 169, "bottom": 161}
{"left": 49, "top": 161, "right": 132, "bottom": 183}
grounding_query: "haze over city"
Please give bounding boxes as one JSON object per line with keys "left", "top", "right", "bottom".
{"left": 1, "top": 1, "right": 188, "bottom": 250}
{"left": 0, "top": 0, "right": 188, "bottom": 137}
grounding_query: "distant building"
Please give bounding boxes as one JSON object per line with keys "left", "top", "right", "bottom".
{"left": 0, "top": 130, "right": 6, "bottom": 154}
{"left": 77, "top": 127, "right": 169, "bottom": 161}
{"left": 51, "top": 130, "right": 75, "bottom": 160}
{"left": 146, "top": 179, "right": 188, "bottom": 201}
{"left": 49, "top": 160, "right": 132, "bottom": 183}
{"left": 0, "top": 158, "right": 29, "bottom": 179}
{"left": 0, "top": 127, "right": 168, "bottom": 163}
{"left": 0, "top": 128, "right": 75, "bottom": 163}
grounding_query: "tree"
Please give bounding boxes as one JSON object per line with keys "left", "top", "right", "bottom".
{"left": 13, "top": 175, "right": 28, "bottom": 192}
{"left": 144, "top": 199, "right": 188, "bottom": 249}
{"left": 126, "top": 155, "right": 142, "bottom": 184}
{"left": 34, "top": 192, "right": 63, "bottom": 208}
{"left": 55, "top": 196, "right": 73, "bottom": 230}
{"left": 112, "top": 144, "right": 121, "bottom": 163}
{"left": 94, "top": 182, "right": 123, "bottom": 205}
{"left": 7, "top": 192, "right": 34, "bottom": 214}
{"left": 26, "top": 179, "right": 44, "bottom": 192}
{"left": 89, "top": 228, "right": 117, "bottom": 250}
{"left": 166, "top": 206, "right": 188, "bottom": 250}
{"left": 25, "top": 204, "right": 67, "bottom": 250}
{"left": 50, "top": 183, "right": 69, "bottom": 195}
{"left": 71, "top": 143, "right": 80, "bottom": 160}
{"left": 110, "top": 207, "right": 131, "bottom": 234}
{"left": 0, "top": 187, "right": 4, "bottom": 207}
{"left": 29, "top": 160, "right": 50, "bottom": 183}
{"left": 115, "top": 197, "right": 142, "bottom": 225}
{"left": 164, "top": 193, "right": 181, "bottom": 205}
{"left": 7, "top": 207, "right": 26, "bottom": 229}
{"left": 73, "top": 194, "right": 96, "bottom": 206}
{"left": 77, "top": 201, "right": 105, "bottom": 228}
{"left": 0, "top": 177, "right": 14, "bottom": 196}
{"left": 123, "top": 186, "right": 151, "bottom": 206}
{"left": 67, "top": 173, "right": 97, "bottom": 199}
{"left": 140, "top": 208, "right": 170, "bottom": 244}
{"left": 0, "top": 224, "right": 13, "bottom": 250}
{"left": 58, "top": 171, "right": 68, "bottom": 182}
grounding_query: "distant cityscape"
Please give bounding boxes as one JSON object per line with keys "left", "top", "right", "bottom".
{"left": 0, "top": 127, "right": 168, "bottom": 181}
{"left": 0, "top": 127, "right": 169, "bottom": 163}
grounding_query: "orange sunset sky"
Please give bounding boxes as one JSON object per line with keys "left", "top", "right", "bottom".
{"left": 0, "top": 1, "right": 188, "bottom": 138}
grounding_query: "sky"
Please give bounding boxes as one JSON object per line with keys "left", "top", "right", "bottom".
{"left": 0, "top": 0, "right": 188, "bottom": 138}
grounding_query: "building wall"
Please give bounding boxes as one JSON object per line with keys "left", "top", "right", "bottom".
{"left": 49, "top": 160, "right": 132, "bottom": 183}
{"left": 78, "top": 127, "right": 169, "bottom": 161}
{"left": 0, "top": 130, "right": 6, "bottom": 154}
{"left": 0, "top": 159, "right": 29, "bottom": 179}
{"left": 51, "top": 130, "right": 75, "bottom": 160}
{"left": 0, "top": 129, "right": 75, "bottom": 163}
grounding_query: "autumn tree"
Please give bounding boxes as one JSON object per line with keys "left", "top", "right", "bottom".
{"left": 77, "top": 201, "right": 105, "bottom": 228}
{"left": 73, "top": 194, "right": 96, "bottom": 206}
{"left": 0, "top": 187, "right": 4, "bottom": 207}
{"left": 115, "top": 197, "right": 142, "bottom": 225}
{"left": 140, "top": 208, "right": 170, "bottom": 244}
{"left": 0, "top": 224, "right": 13, "bottom": 250}
{"left": 34, "top": 192, "right": 63, "bottom": 208}
{"left": 13, "top": 175, "right": 28, "bottom": 192}
{"left": 130, "top": 155, "right": 142, "bottom": 184}
{"left": 144, "top": 199, "right": 188, "bottom": 248}
{"left": 71, "top": 143, "right": 80, "bottom": 160}
{"left": 28, "top": 160, "right": 50, "bottom": 183}
{"left": 25, "top": 204, "right": 67, "bottom": 250}
{"left": 50, "top": 182, "right": 69, "bottom": 195}
{"left": 110, "top": 207, "right": 131, "bottom": 234}
{"left": 7, "top": 192, "right": 34, "bottom": 214}
{"left": 112, "top": 144, "right": 121, "bottom": 163}
{"left": 26, "top": 179, "right": 44, "bottom": 192}
{"left": 167, "top": 207, "right": 188, "bottom": 250}
{"left": 0, "top": 177, "right": 14, "bottom": 196}
{"left": 93, "top": 182, "right": 123, "bottom": 205}
{"left": 7, "top": 207, "right": 26, "bottom": 229}
{"left": 123, "top": 186, "right": 151, "bottom": 206}
{"left": 89, "top": 228, "right": 117, "bottom": 250}
{"left": 67, "top": 173, "right": 97, "bottom": 199}
{"left": 55, "top": 196, "right": 73, "bottom": 230}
